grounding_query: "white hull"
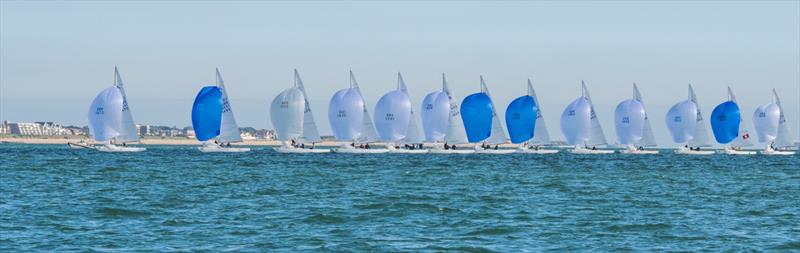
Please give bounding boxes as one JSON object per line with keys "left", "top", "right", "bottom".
{"left": 474, "top": 149, "right": 517, "bottom": 154}
{"left": 761, "top": 147, "right": 795, "bottom": 155}
{"left": 332, "top": 147, "right": 390, "bottom": 154}
{"left": 387, "top": 149, "right": 429, "bottom": 154}
{"left": 273, "top": 146, "right": 331, "bottom": 153}
{"left": 719, "top": 148, "right": 756, "bottom": 155}
{"left": 674, "top": 148, "right": 715, "bottom": 155}
{"left": 67, "top": 142, "right": 93, "bottom": 149}
{"left": 96, "top": 144, "right": 146, "bottom": 152}
{"left": 618, "top": 149, "right": 659, "bottom": 155}
{"left": 427, "top": 148, "right": 475, "bottom": 154}
{"left": 570, "top": 148, "right": 614, "bottom": 154}
{"left": 198, "top": 145, "right": 250, "bottom": 153}
{"left": 515, "top": 148, "right": 559, "bottom": 154}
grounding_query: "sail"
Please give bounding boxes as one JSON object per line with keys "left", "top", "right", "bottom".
{"left": 614, "top": 99, "right": 646, "bottom": 145}
{"left": 442, "top": 74, "right": 468, "bottom": 144}
{"left": 215, "top": 69, "right": 243, "bottom": 143}
{"left": 461, "top": 92, "right": 493, "bottom": 143}
{"left": 632, "top": 84, "right": 657, "bottom": 147}
{"left": 480, "top": 77, "right": 508, "bottom": 144}
{"left": 113, "top": 68, "right": 140, "bottom": 142}
{"left": 397, "top": 73, "right": 422, "bottom": 144}
{"left": 328, "top": 88, "right": 364, "bottom": 141}
{"left": 191, "top": 86, "right": 223, "bottom": 142}
{"left": 688, "top": 85, "right": 711, "bottom": 147}
{"left": 88, "top": 86, "right": 124, "bottom": 142}
{"left": 350, "top": 71, "right": 379, "bottom": 143}
{"left": 505, "top": 95, "right": 537, "bottom": 144}
{"left": 294, "top": 69, "right": 321, "bottom": 143}
{"left": 710, "top": 100, "right": 741, "bottom": 144}
{"left": 374, "top": 90, "right": 412, "bottom": 142}
{"left": 753, "top": 103, "right": 780, "bottom": 143}
{"left": 270, "top": 87, "right": 305, "bottom": 141}
{"left": 560, "top": 96, "right": 592, "bottom": 145}
{"left": 727, "top": 87, "right": 753, "bottom": 147}
{"left": 583, "top": 82, "right": 608, "bottom": 145}
{"left": 773, "top": 89, "right": 794, "bottom": 148}
{"left": 528, "top": 79, "right": 551, "bottom": 145}
{"left": 665, "top": 100, "right": 697, "bottom": 143}
{"left": 421, "top": 90, "right": 450, "bottom": 141}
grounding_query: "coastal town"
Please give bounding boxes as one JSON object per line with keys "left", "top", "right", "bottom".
{"left": 0, "top": 120, "right": 279, "bottom": 141}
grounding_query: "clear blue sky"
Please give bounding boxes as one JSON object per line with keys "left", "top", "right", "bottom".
{"left": 1, "top": 1, "right": 798, "bottom": 145}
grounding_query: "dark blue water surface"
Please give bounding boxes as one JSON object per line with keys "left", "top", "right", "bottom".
{"left": 1, "top": 144, "right": 799, "bottom": 252}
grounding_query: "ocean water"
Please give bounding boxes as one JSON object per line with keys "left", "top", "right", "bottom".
{"left": 1, "top": 144, "right": 798, "bottom": 252}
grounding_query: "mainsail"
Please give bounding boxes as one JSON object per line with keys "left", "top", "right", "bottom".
{"left": 480, "top": 76, "right": 509, "bottom": 144}
{"left": 294, "top": 69, "right": 322, "bottom": 143}
{"left": 442, "top": 74, "right": 468, "bottom": 144}
{"left": 772, "top": 89, "right": 794, "bottom": 148}
{"left": 215, "top": 69, "right": 243, "bottom": 143}
{"left": 688, "top": 84, "right": 711, "bottom": 147}
{"left": 528, "top": 79, "right": 551, "bottom": 145}
{"left": 113, "top": 67, "right": 140, "bottom": 142}
{"left": 632, "top": 83, "right": 656, "bottom": 147}
{"left": 583, "top": 82, "right": 608, "bottom": 146}
{"left": 397, "top": 73, "right": 422, "bottom": 144}
{"left": 350, "top": 71, "right": 380, "bottom": 143}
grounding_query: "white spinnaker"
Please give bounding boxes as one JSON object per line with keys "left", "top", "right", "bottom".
{"left": 528, "top": 79, "right": 551, "bottom": 145}
{"left": 350, "top": 71, "right": 380, "bottom": 143}
{"left": 665, "top": 100, "right": 697, "bottom": 143}
{"left": 633, "top": 84, "right": 657, "bottom": 147}
{"left": 328, "top": 88, "right": 364, "bottom": 141}
{"left": 688, "top": 84, "right": 711, "bottom": 147}
{"left": 753, "top": 103, "right": 780, "bottom": 143}
{"left": 374, "top": 90, "right": 412, "bottom": 142}
{"left": 270, "top": 88, "right": 305, "bottom": 141}
{"left": 728, "top": 87, "right": 754, "bottom": 147}
{"left": 421, "top": 90, "right": 450, "bottom": 142}
{"left": 216, "top": 69, "right": 243, "bottom": 143}
{"left": 772, "top": 89, "right": 794, "bottom": 148}
{"left": 583, "top": 82, "right": 608, "bottom": 146}
{"left": 397, "top": 73, "right": 422, "bottom": 144}
{"left": 443, "top": 74, "right": 468, "bottom": 144}
{"left": 560, "top": 96, "right": 592, "bottom": 145}
{"left": 88, "top": 86, "right": 124, "bottom": 142}
{"left": 294, "top": 69, "right": 321, "bottom": 143}
{"left": 480, "top": 76, "right": 508, "bottom": 144}
{"left": 614, "top": 99, "right": 646, "bottom": 145}
{"left": 113, "top": 68, "right": 140, "bottom": 142}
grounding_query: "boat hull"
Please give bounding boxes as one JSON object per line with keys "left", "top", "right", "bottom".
{"left": 674, "top": 148, "right": 715, "bottom": 155}
{"left": 618, "top": 149, "right": 659, "bottom": 155}
{"left": 569, "top": 148, "right": 614, "bottom": 154}
{"left": 515, "top": 149, "right": 559, "bottom": 154}
{"left": 427, "top": 149, "right": 475, "bottom": 154}
{"left": 474, "top": 149, "right": 517, "bottom": 154}
{"left": 273, "top": 147, "right": 331, "bottom": 153}
{"left": 332, "top": 148, "right": 390, "bottom": 154}
{"left": 96, "top": 145, "right": 146, "bottom": 152}
{"left": 198, "top": 146, "right": 250, "bottom": 153}
{"left": 67, "top": 142, "right": 93, "bottom": 149}
{"left": 719, "top": 148, "right": 756, "bottom": 155}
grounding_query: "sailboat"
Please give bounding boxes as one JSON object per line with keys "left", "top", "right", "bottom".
{"left": 512, "top": 79, "right": 558, "bottom": 154}
{"left": 666, "top": 84, "right": 714, "bottom": 154}
{"left": 460, "top": 76, "right": 513, "bottom": 154}
{"left": 85, "top": 67, "right": 145, "bottom": 152}
{"left": 711, "top": 86, "right": 755, "bottom": 155}
{"left": 376, "top": 73, "right": 427, "bottom": 154}
{"left": 753, "top": 89, "right": 795, "bottom": 155}
{"left": 560, "top": 81, "right": 613, "bottom": 154}
{"left": 424, "top": 74, "right": 473, "bottom": 154}
{"left": 615, "top": 84, "right": 658, "bottom": 154}
{"left": 191, "top": 69, "right": 250, "bottom": 152}
{"left": 329, "top": 71, "right": 388, "bottom": 154}
{"left": 271, "top": 70, "right": 330, "bottom": 153}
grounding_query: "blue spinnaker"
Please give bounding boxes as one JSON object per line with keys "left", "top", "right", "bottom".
{"left": 460, "top": 93, "right": 493, "bottom": 143}
{"left": 505, "top": 95, "right": 538, "bottom": 144}
{"left": 710, "top": 101, "right": 740, "bottom": 144}
{"left": 191, "top": 86, "right": 223, "bottom": 142}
